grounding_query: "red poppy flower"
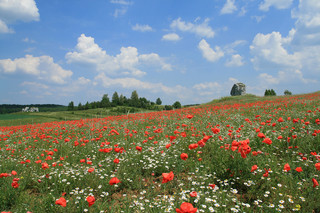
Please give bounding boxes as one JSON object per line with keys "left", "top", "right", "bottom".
{"left": 186, "top": 115, "right": 194, "bottom": 119}
{"left": 176, "top": 202, "right": 197, "bottom": 213}
{"left": 295, "top": 167, "right": 303, "bottom": 172}
{"left": 136, "top": 146, "right": 142, "bottom": 152}
{"left": 251, "top": 165, "right": 258, "bottom": 172}
{"left": 312, "top": 178, "right": 319, "bottom": 188}
{"left": 166, "top": 144, "right": 171, "bottom": 149}
{"left": 262, "top": 138, "right": 272, "bottom": 145}
{"left": 209, "top": 184, "right": 216, "bottom": 189}
{"left": 315, "top": 163, "right": 320, "bottom": 171}
{"left": 113, "top": 158, "right": 120, "bottom": 164}
{"left": 109, "top": 177, "right": 120, "bottom": 185}
{"left": 257, "top": 132, "right": 266, "bottom": 138}
{"left": 11, "top": 181, "right": 19, "bottom": 188}
{"left": 41, "top": 162, "right": 49, "bottom": 170}
{"left": 180, "top": 153, "right": 188, "bottom": 160}
{"left": 55, "top": 197, "right": 67, "bottom": 207}
{"left": 11, "top": 170, "right": 17, "bottom": 176}
{"left": 88, "top": 168, "right": 94, "bottom": 173}
{"left": 162, "top": 171, "right": 174, "bottom": 183}
{"left": 188, "top": 143, "right": 198, "bottom": 150}
{"left": 87, "top": 195, "right": 95, "bottom": 207}
{"left": 190, "top": 191, "right": 197, "bottom": 197}
{"left": 284, "top": 163, "right": 291, "bottom": 172}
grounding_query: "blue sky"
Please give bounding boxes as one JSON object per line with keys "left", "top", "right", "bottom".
{"left": 0, "top": 0, "right": 319, "bottom": 105}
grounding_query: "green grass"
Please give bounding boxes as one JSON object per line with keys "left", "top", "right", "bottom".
{"left": 0, "top": 93, "right": 320, "bottom": 212}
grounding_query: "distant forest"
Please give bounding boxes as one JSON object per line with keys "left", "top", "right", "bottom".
{"left": 0, "top": 104, "right": 67, "bottom": 114}
{"left": 68, "top": 90, "right": 181, "bottom": 112}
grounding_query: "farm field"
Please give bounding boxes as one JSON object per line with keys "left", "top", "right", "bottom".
{"left": 0, "top": 106, "right": 154, "bottom": 127}
{"left": 0, "top": 93, "right": 320, "bottom": 213}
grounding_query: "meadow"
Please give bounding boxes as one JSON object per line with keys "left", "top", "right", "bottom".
{"left": 0, "top": 93, "right": 320, "bottom": 213}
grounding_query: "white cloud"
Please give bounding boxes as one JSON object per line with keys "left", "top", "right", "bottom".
{"left": 259, "top": 70, "right": 317, "bottom": 85}
{"left": 0, "top": 55, "right": 72, "bottom": 84}
{"left": 251, "top": 16, "right": 265, "bottom": 23}
{"left": 198, "top": 39, "right": 224, "bottom": 62}
{"left": 21, "top": 81, "right": 49, "bottom": 89}
{"left": 66, "top": 34, "right": 172, "bottom": 76}
{"left": 250, "top": 31, "right": 301, "bottom": 70}
{"left": 170, "top": 18, "right": 215, "bottom": 38}
{"left": 0, "top": 0, "right": 39, "bottom": 33}
{"left": 259, "top": 0, "right": 293, "bottom": 11}
{"left": 110, "top": 0, "right": 133, "bottom": 5}
{"left": 0, "top": 19, "right": 13, "bottom": 33}
{"left": 94, "top": 73, "right": 186, "bottom": 98}
{"left": 162, "top": 33, "right": 181, "bottom": 41}
{"left": 221, "top": 0, "right": 237, "bottom": 14}
{"left": 132, "top": 24, "right": 153, "bottom": 32}
{"left": 225, "top": 54, "right": 244, "bottom": 67}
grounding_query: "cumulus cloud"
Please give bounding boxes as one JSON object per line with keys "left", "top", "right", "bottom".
{"left": 66, "top": 34, "right": 172, "bottom": 76}
{"left": 132, "top": 24, "right": 153, "bottom": 32}
{"left": 259, "top": 0, "right": 293, "bottom": 11}
{"left": 0, "top": 0, "right": 39, "bottom": 33}
{"left": 259, "top": 70, "right": 317, "bottom": 85}
{"left": 250, "top": 31, "right": 301, "bottom": 70}
{"left": 0, "top": 19, "right": 13, "bottom": 33}
{"left": 0, "top": 55, "right": 72, "bottom": 84}
{"left": 170, "top": 18, "right": 215, "bottom": 38}
{"left": 94, "top": 73, "right": 186, "bottom": 97}
{"left": 198, "top": 39, "right": 224, "bottom": 62}
{"left": 162, "top": 33, "right": 181, "bottom": 41}
{"left": 225, "top": 54, "right": 244, "bottom": 67}
{"left": 221, "top": 0, "right": 237, "bottom": 14}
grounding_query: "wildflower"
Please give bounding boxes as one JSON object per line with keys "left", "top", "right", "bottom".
{"left": 136, "top": 146, "right": 142, "bottom": 152}
{"left": 162, "top": 171, "right": 174, "bottom": 183}
{"left": 180, "top": 153, "right": 188, "bottom": 160}
{"left": 88, "top": 168, "right": 94, "bottom": 173}
{"left": 312, "top": 178, "right": 319, "bottom": 188}
{"left": 42, "top": 162, "right": 49, "bottom": 170}
{"left": 295, "top": 167, "right": 303, "bottom": 172}
{"left": 251, "top": 165, "right": 258, "bottom": 172}
{"left": 315, "top": 163, "right": 320, "bottom": 171}
{"left": 284, "top": 163, "right": 291, "bottom": 172}
{"left": 87, "top": 195, "right": 95, "bottom": 207}
{"left": 176, "top": 202, "right": 197, "bottom": 213}
{"left": 113, "top": 158, "right": 120, "bottom": 164}
{"left": 109, "top": 177, "right": 120, "bottom": 185}
{"left": 55, "top": 197, "right": 67, "bottom": 207}
{"left": 190, "top": 191, "right": 197, "bottom": 197}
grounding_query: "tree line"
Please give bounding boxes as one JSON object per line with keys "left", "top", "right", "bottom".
{"left": 68, "top": 90, "right": 182, "bottom": 111}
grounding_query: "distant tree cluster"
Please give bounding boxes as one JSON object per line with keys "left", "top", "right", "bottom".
{"left": 264, "top": 89, "right": 277, "bottom": 96}
{"left": 284, "top": 90, "right": 292, "bottom": 95}
{"left": 69, "top": 90, "right": 165, "bottom": 111}
{"left": 68, "top": 90, "right": 183, "bottom": 112}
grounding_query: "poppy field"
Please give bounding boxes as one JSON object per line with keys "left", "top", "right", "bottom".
{"left": 0, "top": 93, "right": 320, "bottom": 213}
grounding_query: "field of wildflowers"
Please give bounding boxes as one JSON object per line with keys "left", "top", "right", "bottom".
{"left": 0, "top": 93, "right": 320, "bottom": 213}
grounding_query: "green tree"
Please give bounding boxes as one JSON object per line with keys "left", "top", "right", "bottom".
{"left": 172, "top": 101, "right": 182, "bottom": 109}
{"left": 284, "top": 90, "right": 292, "bottom": 95}
{"left": 67, "top": 101, "right": 74, "bottom": 111}
{"left": 270, "top": 89, "right": 276, "bottom": 96}
{"left": 130, "top": 90, "right": 139, "bottom": 107}
{"left": 156, "top": 98, "right": 162, "bottom": 105}
{"left": 164, "top": 105, "right": 173, "bottom": 110}
{"left": 119, "top": 94, "right": 125, "bottom": 106}
{"left": 101, "top": 94, "right": 111, "bottom": 108}
{"left": 112, "top": 92, "right": 120, "bottom": 106}
{"left": 78, "top": 102, "right": 83, "bottom": 110}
